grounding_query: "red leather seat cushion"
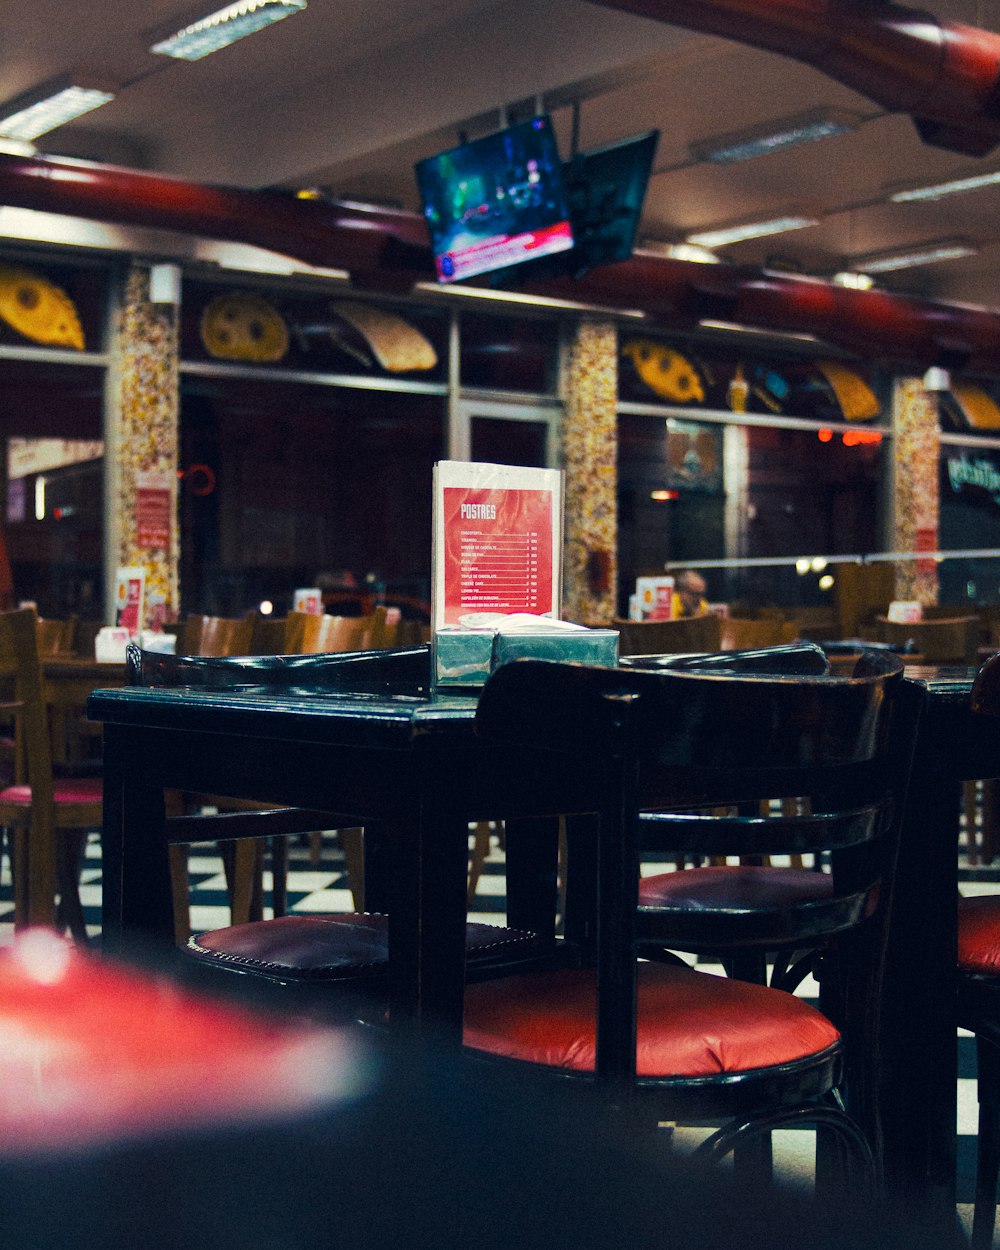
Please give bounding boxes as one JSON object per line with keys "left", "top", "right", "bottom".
{"left": 0, "top": 776, "right": 103, "bottom": 806}
{"left": 189, "top": 913, "right": 546, "bottom": 980}
{"left": 638, "top": 865, "right": 834, "bottom": 910}
{"left": 463, "top": 963, "right": 840, "bottom": 1076}
{"left": 0, "top": 930, "right": 354, "bottom": 1154}
{"left": 958, "top": 895, "right": 1000, "bottom": 974}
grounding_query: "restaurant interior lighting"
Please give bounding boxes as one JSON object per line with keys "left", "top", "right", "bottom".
{"left": 833, "top": 271, "right": 874, "bottom": 290}
{"left": 150, "top": 0, "right": 307, "bottom": 61}
{"left": 853, "top": 239, "right": 977, "bottom": 273}
{"left": 890, "top": 169, "right": 1000, "bottom": 203}
{"left": 636, "top": 241, "right": 721, "bottom": 264}
{"left": 690, "top": 109, "right": 859, "bottom": 164}
{"left": 0, "top": 77, "right": 115, "bottom": 141}
{"left": 686, "top": 215, "right": 820, "bottom": 249}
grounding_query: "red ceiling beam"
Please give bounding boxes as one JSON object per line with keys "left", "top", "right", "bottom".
{"left": 2, "top": 149, "right": 1000, "bottom": 374}
{"left": 585, "top": 0, "right": 1000, "bottom": 156}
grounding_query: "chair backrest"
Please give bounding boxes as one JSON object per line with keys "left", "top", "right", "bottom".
{"left": 718, "top": 616, "right": 799, "bottom": 650}
{"left": 296, "top": 613, "right": 373, "bottom": 654}
{"left": 875, "top": 614, "right": 980, "bottom": 664}
{"left": 0, "top": 608, "right": 54, "bottom": 808}
{"left": 365, "top": 605, "right": 399, "bottom": 649}
{"left": 36, "top": 616, "right": 76, "bottom": 656}
{"left": 613, "top": 614, "right": 722, "bottom": 657}
{"left": 247, "top": 614, "right": 294, "bottom": 655}
{"left": 179, "top": 615, "right": 254, "bottom": 657}
{"left": 474, "top": 651, "right": 920, "bottom": 1086}
{"left": 834, "top": 562, "right": 894, "bottom": 638}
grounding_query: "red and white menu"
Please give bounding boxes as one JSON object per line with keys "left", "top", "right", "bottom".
{"left": 432, "top": 461, "right": 563, "bottom": 629}
{"left": 114, "top": 566, "right": 145, "bottom": 638}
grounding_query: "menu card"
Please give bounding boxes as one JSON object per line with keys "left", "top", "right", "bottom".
{"left": 431, "top": 460, "right": 565, "bottom": 686}
{"left": 114, "top": 566, "right": 145, "bottom": 638}
{"left": 432, "top": 460, "right": 563, "bottom": 628}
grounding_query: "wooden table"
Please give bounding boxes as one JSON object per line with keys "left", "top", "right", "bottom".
{"left": 44, "top": 657, "right": 126, "bottom": 766}
{"left": 88, "top": 661, "right": 997, "bottom": 1217}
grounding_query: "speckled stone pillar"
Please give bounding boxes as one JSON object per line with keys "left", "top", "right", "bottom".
{"left": 561, "top": 319, "right": 618, "bottom": 624}
{"left": 892, "top": 375, "right": 939, "bottom": 604}
{"left": 108, "top": 266, "right": 180, "bottom": 625}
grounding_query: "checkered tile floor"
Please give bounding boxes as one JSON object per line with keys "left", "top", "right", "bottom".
{"left": 0, "top": 827, "right": 992, "bottom": 1235}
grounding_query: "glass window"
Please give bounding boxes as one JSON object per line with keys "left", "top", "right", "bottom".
{"left": 179, "top": 377, "right": 444, "bottom": 615}
{"left": 459, "top": 310, "right": 560, "bottom": 393}
{"left": 939, "top": 444, "right": 1000, "bottom": 603}
{"left": 0, "top": 359, "right": 104, "bottom": 616}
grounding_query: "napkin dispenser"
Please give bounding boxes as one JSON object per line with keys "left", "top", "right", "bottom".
{"left": 433, "top": 619, "right": 619, "bottom": 689}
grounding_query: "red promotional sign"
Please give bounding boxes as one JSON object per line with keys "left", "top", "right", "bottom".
{"left": 441, "top": 486, "right": 553, "bottom": 625}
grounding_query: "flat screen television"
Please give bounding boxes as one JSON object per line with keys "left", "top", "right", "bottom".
{"left": 486, "top": 128, "right": 660, "bottom": 287}
{"left": 415, "top": 115, "right": 574, "bottom": 284}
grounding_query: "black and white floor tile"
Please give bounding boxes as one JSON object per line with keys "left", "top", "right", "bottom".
{"left": 0, "top": 829, "right": 993, "bottom": 1237}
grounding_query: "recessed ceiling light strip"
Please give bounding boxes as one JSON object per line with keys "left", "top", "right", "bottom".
{"left": 686, "top": 216, "right": 819, "bottom": 249}
{"left": 151, "top": 0, "right": 307, "bottom": 61}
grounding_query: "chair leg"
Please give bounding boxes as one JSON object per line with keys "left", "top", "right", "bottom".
{"left": 973, "top": 1035, "right": 1000, "bottom": 1250}
{"left": 55, "top": 829, "right": 89, "bottom": 945}
{"left": 468, "top": 821, "right": 492, "bottom": 905}
{"left": 338, "top": 827, "right": 365, "bottom": 912}
{"left": 270, "top": 835, "right": 288, "bottom": 917}
{"left": 982, "top": 780, "right": 1000, "bottom": 866}
{"left": 169, "top": 844, "right": 190, "bottom": 945}
{"left": 966, "top": 780, "right": 981, "bottom": 866}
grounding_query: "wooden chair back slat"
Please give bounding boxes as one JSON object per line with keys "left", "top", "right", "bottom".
{"left": 875, "top": 614, "right": 980, "bottom": 664}
{"left": 614, "top": 614, "right": 722, "bottom": 657}
{"left": 179, "top": 615, "right": 254, "bottom": 657}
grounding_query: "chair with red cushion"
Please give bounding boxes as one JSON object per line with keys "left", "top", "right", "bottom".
{"left": 465, "top": 651, "right": 919, "bottom": 1192}
{"left": 127, "top": 643, "right": 570, "bottom": 1016}
{"left": 0, "top": 607, "right": 103, "bottom": 938}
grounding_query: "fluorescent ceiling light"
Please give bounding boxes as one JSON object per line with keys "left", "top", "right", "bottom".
{"left": 0, "top": 78, "right": 114, "bottom": 141}
{"left": 151, "top": 0, "right": 307, "bottom": 61}
{"left": 698, "top": 319, "right": 822, "bottom": 344}
{"left": 854, "top": 239, "right": 977, "bottom": 273}
{"left": 890, "top": 170, "right": 1000, "bottom": 203}
{"left": 833, "top": 271, "right": 875, "bottom": 290}
{"left": 636, "top": 241, "right": 721, "bottom": 264}
{"left": 412, "top": 281, "right": 646, "bottom": 319}
{"left": 691, "top": 109, "right": 859, "bottom": 164}
{"left": 686, "top": 216, "right": 819, "bottom": 249}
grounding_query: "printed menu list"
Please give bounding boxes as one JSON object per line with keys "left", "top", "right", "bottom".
{"left": 433, "top": 461, "right": 563, "bottom": 629}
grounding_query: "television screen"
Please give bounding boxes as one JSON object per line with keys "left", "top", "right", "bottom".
{"left": 486, "top": 129, "right": 659, "bottom": 287}
{"left": 415, "top": 116, "right": 574, "bottom": 283}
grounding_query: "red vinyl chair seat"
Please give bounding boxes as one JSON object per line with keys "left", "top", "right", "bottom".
{"left": 959, "top": 895, "right": 1000, "bottom": 975}
{"left": 639, "top": 865, "right": 834, "bottom": 911}
{"left": 188, "top": 912, "right": 554, "bottom": 981}
{"left": 0, "top": 929, "right": 355, "bottom": 1156}
{"left": 0, "top": 776, "right": 103, "bottom": 806}
{"left": 463, "top": 963, "right": 840, "bottom": 1077}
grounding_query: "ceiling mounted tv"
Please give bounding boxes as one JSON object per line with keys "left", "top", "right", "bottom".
{"left": 415, "top": 115, "right": 574, "bottom": 284}
{"left": 486, "top": 128, "right": 660, "bottom": 288}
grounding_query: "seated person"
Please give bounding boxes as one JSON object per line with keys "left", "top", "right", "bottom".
{"left": 671, "top": 570, "right": 709, "bottom": 619}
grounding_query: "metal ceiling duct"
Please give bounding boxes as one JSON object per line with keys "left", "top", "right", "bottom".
{"left": 2, "top": 148, "right": 1000, "bottom": 374}
{"left": 585, "top": 0, "right": 1000, "bottom": 156}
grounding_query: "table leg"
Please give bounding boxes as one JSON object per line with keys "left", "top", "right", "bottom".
{"left": 385, "top": 811, "right": 469, "bottom": 1043}
{"left": 504, "top": 816, "right": 560, "bottom": 939}
{"left": 881, "top": 763, "right": 958, "bottom": 1212}
{"left": 101, "top": 726, "right": 173, "bottom": 956}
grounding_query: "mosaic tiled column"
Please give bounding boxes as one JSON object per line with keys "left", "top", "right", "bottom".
{"left": 107, "top": 266, "right": 180, "bottom": 626}
{"left": 892, "top": 375, "right": 939, "bottom": 604}
{"left": 561, "top": 319, "right": 617, "bottom": 623}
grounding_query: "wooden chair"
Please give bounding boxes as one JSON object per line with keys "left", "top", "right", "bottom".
{"left": 295, "top": 612, "right": 373, "bottom": 654}
{"left": 461, "top": 650, "right": 920, "bottom": 1191}
{"left": 0, "top": 607, "right": 103, "bottom": 939}
{"left": 874, "top": 614, "right": 980, "bottom": 664}
{"left": 36, "top": 616, "right": 77, "bottom": 656}
{"left": 247, "top": 613, "right": 295, "bottom": 655}
{"left": 834, "top": 562, "right": 894, "bottom": 639}
{"left": 614, "top": 614, "right": 722, "bottom": 657}
{"left": 719, "top": 616, "right": 799, "bottom": 650}
{"left": 178, "top": 615, "right": 254, "bottom": 658}
{"left": 123, "top": 645, "right": 562, "bottom": 1014}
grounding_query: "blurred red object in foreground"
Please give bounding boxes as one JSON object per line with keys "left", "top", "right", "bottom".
{"left": 0, "top": 930, "right": 366, "bottom": 1156}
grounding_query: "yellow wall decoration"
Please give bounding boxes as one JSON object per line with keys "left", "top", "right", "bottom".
{"left": 621, "top": 340, "right": 704, "bottom": 403}
{"left": 200, "top": 293, "right": 289, "bottom": 362}
{"left": 0, "top": 264, "right": 84, "bottom": 350}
